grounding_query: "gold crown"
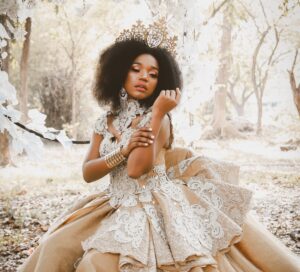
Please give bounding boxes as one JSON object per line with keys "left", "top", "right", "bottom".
{"left": 116, "top": 18, "right": 178, "bottom": 56}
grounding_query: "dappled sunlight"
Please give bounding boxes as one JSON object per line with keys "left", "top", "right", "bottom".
{"left": 0, "top": 0, "right": 299, "bottom": 270}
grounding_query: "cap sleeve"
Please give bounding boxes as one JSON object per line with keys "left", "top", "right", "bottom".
{"left": 94, "top": 113, "right": 108, "bottom": 136}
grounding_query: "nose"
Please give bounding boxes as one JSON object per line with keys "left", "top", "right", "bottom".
{"left": 139, "top": 71, "right": 148, "bottom": 81}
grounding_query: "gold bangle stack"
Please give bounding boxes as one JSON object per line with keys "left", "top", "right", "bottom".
{"left": 104, "top": 147, "right": 126, "bottom": 168}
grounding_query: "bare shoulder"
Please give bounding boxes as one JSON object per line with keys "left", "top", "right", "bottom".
{"left": 83, "top": 132, "right": 104, "bottom": 163}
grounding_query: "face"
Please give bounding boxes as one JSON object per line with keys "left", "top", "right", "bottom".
{"left": 123, "top": 54, "right": 159, "bottom": 100}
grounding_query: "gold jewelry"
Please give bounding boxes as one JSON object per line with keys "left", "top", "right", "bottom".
{"left": 116, "top": 18, "right": 178, "bottom": 56}
{"left": 104, "top": 147, "right": 126, "bottom": 168}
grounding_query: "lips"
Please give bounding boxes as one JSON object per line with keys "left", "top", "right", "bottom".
{"left": 135, "top": 83, "right": 147, "bottom": 92}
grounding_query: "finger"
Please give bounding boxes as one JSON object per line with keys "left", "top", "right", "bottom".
{"left": 130, "top": 142, "right": 149, "bottom": 148}
{"left": 132, "top": 136, "right": 154, "bottom": 144}
{"left": 175, "top": 87, "right": 181, "bottom": 102}
{"left": 139, "top": 126, "right": 152, "bottom": 132}
{"left": 165, "top": 90, "right": 171, "bottom": 97}
{"left": 132, "top": 130, "right": 148, "bottom": 137}
{"left": 170, "top": 89, "right": 176, "bottom": 100}
{"left": 160, "top": 90, "right": 166, "bottom": 96}
{"left": 134, "top": 131, "right": 155, "bottom": 139}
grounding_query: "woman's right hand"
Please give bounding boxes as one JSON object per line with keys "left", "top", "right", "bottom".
{"left": 121, "top": 127, "right": 155, "bottom": 158}
{"left": 152, "top": 88, "right": 181, "bottom": 118}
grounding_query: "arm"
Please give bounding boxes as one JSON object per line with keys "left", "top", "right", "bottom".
{"left": 82, "top": 125, "right": 155, "bottom": 183}
{"left": 82, "top": 132, "right": 114, "bottom": 183}
{"left": 126, "top": 88, "right": 181, "bottom": 179}
{"left": 126, "top": 112, "right": 170, "bottom": 179}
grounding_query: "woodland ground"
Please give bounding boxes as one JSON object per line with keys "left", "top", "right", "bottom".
{"left": 0, "top": 128, "right": 299, "bottom": 271}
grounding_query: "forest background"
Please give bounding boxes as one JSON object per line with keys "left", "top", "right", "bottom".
{"left": 0, "top": 0, "right": 299, "bottom": 271}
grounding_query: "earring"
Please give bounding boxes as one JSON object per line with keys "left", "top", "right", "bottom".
{"left": 120, "top": 87, "right": 128, "bottom": 100}
{"left": 120, "top": 87, "right": 128, "bottom": 108}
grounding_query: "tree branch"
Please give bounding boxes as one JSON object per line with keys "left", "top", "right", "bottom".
{"left": 271, "top": 50, "right": 292, "bottom": 66}
{"left": 203, "top": 0, "right": 230, "bottom": 25}
{"left": 291, "top": 49, "right": 298, "bottom": 72}
{"left": 244, "top": 90, "right": 254, "bottom": 103}
{"left": 267, "top": 27, "right": 280, "bottom": 67}
{"left": 236, "top": 0, "right": 261, "bottom": 33}
{"left": 259, "top": 0, "right": 270, "bottom": 27}
{"left": 287, "top": 49, "right": 299, "bottom": 91}
{"left": 252, "top": 26, "right": 270, "bottom": 99}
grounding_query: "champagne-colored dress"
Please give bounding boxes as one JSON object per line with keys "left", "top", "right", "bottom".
{"left": 18, "top": 111, "right": 300, "bottom": 272}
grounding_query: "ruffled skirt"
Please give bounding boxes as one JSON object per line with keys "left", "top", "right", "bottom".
{"left": 18, "top": 148, "right": 300, "bottom": 272}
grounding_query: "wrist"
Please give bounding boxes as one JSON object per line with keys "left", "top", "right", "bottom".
{"left": 120, "top": 145, "right": 128, "bottom": 158}
{"left": 151, "top": 108, "right": 165, "bottom": 119}
{"left": 104, "top": 147, "right": 126, "bottom": 168}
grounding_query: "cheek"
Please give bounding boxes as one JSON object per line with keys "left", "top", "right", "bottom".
{"left": 125, "top": 72, "right": 136, "bottom": 85}
{"left": 150, "top": 79, "right": 158, "bottom": 91}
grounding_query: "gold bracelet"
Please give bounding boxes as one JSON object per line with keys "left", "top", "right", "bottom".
{"left": 104, "top": 147, "right": 126, "bottom": 168}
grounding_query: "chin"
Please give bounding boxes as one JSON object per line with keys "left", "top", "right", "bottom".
{"left": 132, "top": 92, "right": 150, "bottom": 100}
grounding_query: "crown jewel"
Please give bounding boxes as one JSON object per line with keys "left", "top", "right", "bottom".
{"left": 116, "top": 19, "right": 178, "bottom": 56}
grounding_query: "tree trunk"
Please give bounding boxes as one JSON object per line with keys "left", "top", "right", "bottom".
{"left": 251, "top": 28, "right": 269, "bottom": 136}
{"left": 202, "top": 5, "right": 243, "bottom": 139}
{"left": 288, "top": 50, "right": 300, "bottom": 117}
{"left": 252, "top": 26, "right": 279, "bottom": 135}
{"left": 212, "top": 8, "right": 231, "bottom": 133}
{"left": 290, "top": 77, "right": 300, "bottom": 117}
{"left": 0, "top": 130, "right": 10, "bottom": 167}
{"left": 0, "top": 14, "right": 11, "bottom": 167}
{"left": 71, "top": 83, "right": 78, "bottom": 138}
{"left": 212, "top": 90, "right": 227, "bottom": 135}
{"left": 236, "top": 105, "right": 244, "bottom": 116}
{"left": 227, "top": 89, "right": 247, "bottom": 117}
{"left": 256, "top": 99, "right": 263, "bottom": 134}
{"left": 19, "top": 17, "right": 32, "bottom": 122}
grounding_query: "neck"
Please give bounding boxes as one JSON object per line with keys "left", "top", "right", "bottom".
{"left": 115, "top": 97, "right": 147, "bottom": 116}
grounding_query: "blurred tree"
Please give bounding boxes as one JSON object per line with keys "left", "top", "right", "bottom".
{"left": 59, "top": 7, "right": 82, "bottom": 138}
{"left": 38, "top": 69, "right": 72, "bottom": 129}
{"left": 249, "top": 0, "right": 299, "bottom": 134}
{"left": 213, "top": 3, "right": 244, "bottom": 138}
{"left": 0, "top": 14, "right": 13, "bottom": 166}
{"left": 252, "top": 25, "right": 279, "bottom": 135}
{"left": 24, "top": 0, "right": 94, "bottom": 138}
{"left": 19, "top": 17, "right": 32, "bottom": 122}
{"left": 227, "top": 67, "right": 254, "bottom": 116}
{"left": 202, "top": 1, "right": 244, "bottom": 139}
{"left": 288, "top": 49, "right": 300, "bottom": 117}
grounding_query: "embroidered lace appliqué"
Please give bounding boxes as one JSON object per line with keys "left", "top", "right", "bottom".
{"left": 86, "top": 109, "right": 252, "bottom": 268}
{"left": 143, "top": 204, "right": 167, "bottom": 242}
{"left": 109, "top": 210, "right": 147, "bottom": 249}
{"left": 188, "top": 178, "right": 223, "bottom": 209}
{"left": 112, "top": 99, "right": 148, "bottom": 134}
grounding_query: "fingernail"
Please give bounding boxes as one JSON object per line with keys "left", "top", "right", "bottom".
{"left": 151, "top": 135, "right": 154, "bottom": 139}
{"left": 149, "top": 140, "right": 153, "bottom": 144}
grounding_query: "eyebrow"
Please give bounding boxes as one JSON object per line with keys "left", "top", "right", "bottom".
{"left": 132, "top": 62, "right": 159, "bottom": 71}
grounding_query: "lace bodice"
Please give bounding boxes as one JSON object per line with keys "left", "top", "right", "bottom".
{"left": 80, "top": 109, "right": 253, "bottom": 270}
{"left": 94, "top": 110, "right": 167, "bottom": 208}
{"left": 94, "top": 110, "right": 152, "bottom": 157}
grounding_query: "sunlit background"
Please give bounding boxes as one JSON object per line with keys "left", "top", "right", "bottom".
{"left": 0, "top": 0, "right": 299, "bottom": 270}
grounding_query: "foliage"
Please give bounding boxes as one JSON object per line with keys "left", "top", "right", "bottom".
{"left": 0, "top": 0, "right": 299, "bottom": 157}
{"left": 37, "top": 69, "right": 72, "bottom": 129}
{"left": 0, "top": 0, "right": 74, "bottom": 161}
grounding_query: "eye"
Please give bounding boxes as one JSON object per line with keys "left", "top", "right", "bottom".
{"left": 131, "top": 67, "right": 139, "bottom": 72}
{"left": 150, "top": 73, "right": 158, "bottom": 78}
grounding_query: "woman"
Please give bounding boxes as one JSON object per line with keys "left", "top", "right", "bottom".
{"left": 19, "top": 21, "right": 300, "bottom": 272}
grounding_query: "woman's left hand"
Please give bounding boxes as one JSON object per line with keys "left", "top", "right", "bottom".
{"left": 152, "top": 88, "right": 181, "bottom": 117}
